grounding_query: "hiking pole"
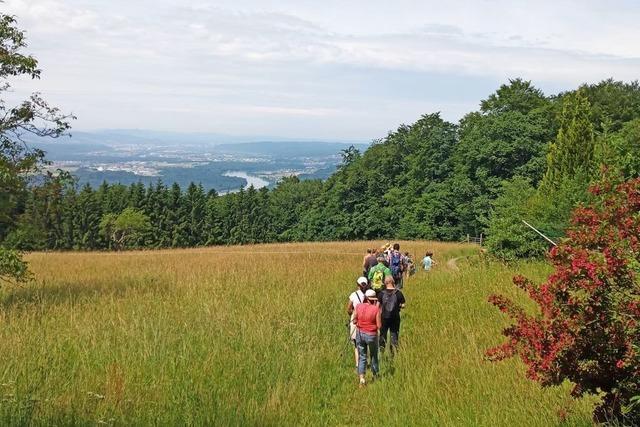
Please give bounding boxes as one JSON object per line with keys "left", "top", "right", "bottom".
{"left": 522, "top": 220, "right": 558, "bottom": 246}
{"left": 342, "top": 319, "right": 354, "bottom": 358}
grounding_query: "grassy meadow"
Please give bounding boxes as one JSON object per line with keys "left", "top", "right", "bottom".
{"left": 0, "top": 241, "right": 595, "bottom": 426}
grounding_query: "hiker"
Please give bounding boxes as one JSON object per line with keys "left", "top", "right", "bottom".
{"left": 387, "top": 243, "right": 407, "bottom": 289}
{"left": 422, "top": 251, "right": 435, "bottom": 271}
{"left": 381, "top": 249, "right": 390, "bottom": 267}
{"left": 375, "top": 246, "right": 390, "bottom": 267}
{"left": 383, "top": 242, "right": 392, "bottom": 258}
{"left": 353, "top": 289, "right": 381, "bottom": 386}
{"left": 362, "top": 248, "right": 377, "bottom": 277}
{"left": 379, "top": 275, "right": 406, "bottom": 354}
{"left": 368, "top": 255, "right": 392, "bottom": 294}
{"left": 405, "top": 252, "right": 416, "bottom": 277}
{"left": 347, "top": 277, "right": 369, "bottom": 369}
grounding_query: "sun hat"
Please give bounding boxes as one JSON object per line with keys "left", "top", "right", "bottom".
{"left": 365, "top": 289, "right": 378, "bottom": 300}
{"left": 357, "top": 277, "right": 368, "bottom": 286}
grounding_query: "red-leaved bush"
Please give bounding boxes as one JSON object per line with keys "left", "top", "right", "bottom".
{"left": 487, "top": 176, "right": 640, "bottom": 423}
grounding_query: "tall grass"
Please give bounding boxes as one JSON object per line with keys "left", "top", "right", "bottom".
{"left": 0, "top": 242, "right": 593, "bottom": 426}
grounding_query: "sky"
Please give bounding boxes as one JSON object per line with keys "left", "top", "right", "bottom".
{"left": 4, "top": 0, "right": 640, "bottom": 140}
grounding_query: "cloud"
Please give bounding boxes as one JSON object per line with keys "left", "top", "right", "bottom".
{"left": 329, "top": 31, "right": 640, "bottom": 84}
{"left": 153, "top": 104, "right": 339, "bottom": 117}
{"left": 3, "top": 0, "right": 640, "bottom": 138}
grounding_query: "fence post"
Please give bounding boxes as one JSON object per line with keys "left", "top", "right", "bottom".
{"left": 466, "top": 234, "right": 469, "bottom": 243}
{"left": 479, "top": 233, "right": 483, "bottom": 246}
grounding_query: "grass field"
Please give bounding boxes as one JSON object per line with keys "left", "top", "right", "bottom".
{"left": 0, "top": 241, "right": 595, "bottom": 426}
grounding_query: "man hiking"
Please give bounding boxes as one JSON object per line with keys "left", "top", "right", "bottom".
{"left": 347, "top": 277, "right": 368, "bottom": 370}
{"left": 352, "top": 289, "right": 381, "bottom": 387}
{"left": 379, "top": 275, "right": 406, "bottom": 355}
{"left": 367, "top": 255, "right": 392, "bottom": 294}
{"left": 387, "top": 243, "right": 407, "bottom": 289}
{"left": 362, "top": 248, "right": 377, "bottom": 277}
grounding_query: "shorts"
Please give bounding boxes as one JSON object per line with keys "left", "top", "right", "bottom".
{"left": 349, "top": 322, "right": 357, "bottom": 341}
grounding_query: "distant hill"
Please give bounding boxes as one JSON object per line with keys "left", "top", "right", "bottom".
{"left": 215, "top": 141, "right": 369, "bottom": 158}
{"left": 29, "top": 129, "right": 367, "bottom": 148}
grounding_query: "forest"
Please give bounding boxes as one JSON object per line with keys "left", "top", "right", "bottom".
{"left": 2, "top": 78, "right": 640, "bottom": 257}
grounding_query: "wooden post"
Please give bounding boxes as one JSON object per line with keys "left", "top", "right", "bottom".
{"left": 479, "top": 233, "right": 483, "bottom": 246}
{"left": 466, "top": 234, "right": 469, "bottom": 243}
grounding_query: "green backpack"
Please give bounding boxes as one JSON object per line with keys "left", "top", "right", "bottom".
{"left": 371, "top": 269, "right": 385, "bottom": 290}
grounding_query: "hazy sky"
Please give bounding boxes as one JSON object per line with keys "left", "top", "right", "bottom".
{"left": 4, "top": 0, "right": 640, "bottom": 139}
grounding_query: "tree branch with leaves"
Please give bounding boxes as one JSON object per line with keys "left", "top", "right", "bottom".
{"left": 0, "top": 13, "right": 74, "bottom": 284}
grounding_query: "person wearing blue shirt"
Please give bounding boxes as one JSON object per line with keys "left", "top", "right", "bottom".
{"left": 422, "top": 251, "right": 435, "bottom": 271}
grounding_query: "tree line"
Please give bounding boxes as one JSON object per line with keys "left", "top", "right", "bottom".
{"left": 4, "top": 79, "right": 640, "bottom": 255}
{"left": 3, "top": 174, "right": 321, "bottom": 250}
{"left": 2, "top": 10, "right": 640, "bottom": 259}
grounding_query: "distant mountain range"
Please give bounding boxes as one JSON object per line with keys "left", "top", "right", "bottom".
{"left": 215, "top": 141, "right": 369, "bottom": 157}
{"left": 33, "top": 129, "right": 367, "bottom": 147}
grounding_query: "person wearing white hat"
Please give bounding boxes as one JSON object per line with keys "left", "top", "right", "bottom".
{"left": 347, "top": 276, "right": 369, "bottom": 369}
{"left": 353, "top": 288, "right": 382, "bottom": 387}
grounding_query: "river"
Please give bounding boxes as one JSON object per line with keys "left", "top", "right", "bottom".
{"left": 222, "top": 171, "right": 270, "bottom": 193}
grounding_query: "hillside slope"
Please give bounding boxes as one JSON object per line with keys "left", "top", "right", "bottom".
{"left": 0, "top": 242, "right": 594, "bottom": 425}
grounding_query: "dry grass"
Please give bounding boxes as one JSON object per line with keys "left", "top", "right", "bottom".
{"left": 0, "top": 241, "right": 594, "bottom": 426}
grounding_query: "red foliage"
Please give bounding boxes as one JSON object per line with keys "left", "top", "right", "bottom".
{"left": 487, "top": 176, "right": 640, "bottom": 422}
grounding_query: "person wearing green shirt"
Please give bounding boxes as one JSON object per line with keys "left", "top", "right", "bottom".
{"left": 368, "top": 255, "right": 392, "bottom": 292}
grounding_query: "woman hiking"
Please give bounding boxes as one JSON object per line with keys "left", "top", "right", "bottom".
{"left": 347, "top": 277, "right": 369, "bottom": 369}
{"left": 368, "top": 255, "right": 392, "bottom": 294}
{"left": 352, "top": 289, "right": 381, "bottom": 387}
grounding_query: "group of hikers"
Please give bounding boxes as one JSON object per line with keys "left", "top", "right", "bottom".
{"left": 346, "top": 243, "right": 436, "bottom": 387}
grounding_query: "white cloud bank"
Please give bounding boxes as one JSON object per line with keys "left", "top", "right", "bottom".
{"left": 3, "top": 0, "right": 639, "bottom": 139}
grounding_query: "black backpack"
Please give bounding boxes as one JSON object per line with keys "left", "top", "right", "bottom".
{"left": 381, "top": 290, "right": 399, "bottom": 319}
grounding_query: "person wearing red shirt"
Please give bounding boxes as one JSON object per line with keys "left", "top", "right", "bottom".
{"left": 353, "top": 289, "right": 382, "bottom": 386}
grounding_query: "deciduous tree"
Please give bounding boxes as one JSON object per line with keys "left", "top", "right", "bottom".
{"left": 99, "top": 208, "right": 150, "bottom": 250}
{"left": 0, "top": 13, "right": 73, "bottom": 283}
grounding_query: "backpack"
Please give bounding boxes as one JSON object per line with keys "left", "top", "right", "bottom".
{"left": 381, "top": 290, "right": 399, "bottom": 319}
{"left": 371, "top": 268, "right": 385, "bottom": 290}
{"left": 390, "top": 251, "right": 403, "bottom": 280}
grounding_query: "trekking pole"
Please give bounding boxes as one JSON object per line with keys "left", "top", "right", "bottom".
{"left": 344, "top": 319, "right": 351, "bottom": 351}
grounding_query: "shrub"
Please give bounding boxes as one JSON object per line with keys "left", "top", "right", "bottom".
{"left": 484, "top": 177, "right": 549, "bottom": 261}
{"left": 486, "top": 175, "right": 640, "bottom": 423}
{"left": 0, "top": 247, "right": 32, "bottom": 285}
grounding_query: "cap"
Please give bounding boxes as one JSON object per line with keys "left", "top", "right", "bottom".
{"left": 357, "top": 277, "right": 368, "bottom": 286}
{"left": 365, "top": 289, "right": 378, "bottom": 300}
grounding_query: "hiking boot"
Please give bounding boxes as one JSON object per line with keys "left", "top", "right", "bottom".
{"left": 358, "top": 378, "right": 366, "bottom": 388}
